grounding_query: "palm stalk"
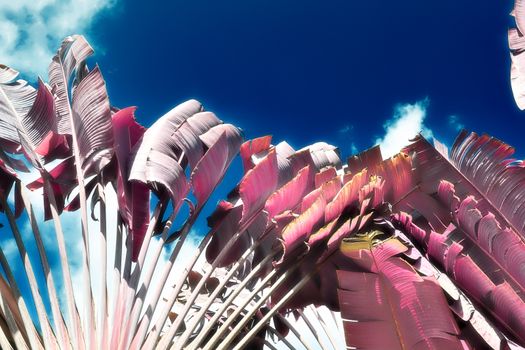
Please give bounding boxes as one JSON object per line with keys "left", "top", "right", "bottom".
{"left": 173, "top": 240, "right": 262, "bottom": 348}
{"left": 202, "top": 266, "right": 289, "bottom": 350}
{"left": 0, "top": 272, "right": 30, "bottom": 349}
{"left": 295, "top": 309, "right": 329, "bottom": 350}
{"left": 54, "top": 50, "right": 97, "bottom": 350}
{"left": 155, "top": 212, "right": 268, "bottom": 350}
{"left": 128, "top": 211, "right": 203, "bottom": 350}
{"left": 41, "top": 177, "right": 85, "bottom": 349}
{"left": 229, "top": 270, "right": 315, "bottom": 350}
{"left": 95, "top": 181, "right": 108, "bottom": 350}
{"left": 0, "top": 241, "right": 43, "bottom": 349}
{"left": 118, "top": 206, "right": 179, "bottom": 350}
{"left": 275, "top": 313, "right": 317, "bottom": 350}
{"left": 19, "top": 188, "right": 72, "bottom": 350}
{"left": 306, "top": 306, "right": 340, "bottom": 350}
{"left": 110, "top": 202, "right": 161, "bottom": 349}
{"left": 0, "top": 195, "right": 58, "bottom": 350}
{"left": 140, "top": 230, "right": 215, "bottom": 350}
{"left": 188, "top": 253, "right": 275, "bottom": 349}
{"left": 0, "top": 315, "right": 14, "bottom": 350}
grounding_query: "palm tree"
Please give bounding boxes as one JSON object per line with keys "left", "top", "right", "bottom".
{"left": 0, "top": 8, "right": 524, "bottom": 347}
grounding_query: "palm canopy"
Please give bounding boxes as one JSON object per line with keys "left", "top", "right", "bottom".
{"left": 0, "top": 19, "right": 523, "bottom": 350}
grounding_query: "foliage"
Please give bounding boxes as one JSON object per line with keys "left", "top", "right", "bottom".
{"left": 0, "top": 10, "right": 523, "bottom": 348}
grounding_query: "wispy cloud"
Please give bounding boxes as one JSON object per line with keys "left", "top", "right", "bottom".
{"left": 350, "top": 142, "right": 358, "bottom": 155}
{"left": 375, "top": 99, "right": 433, "bottom": 159}
{"left": 448, "top": 115, "right": 464, "bottom": 131}
{"left": 339, "top": 124, "right": 354, "bottom": 134}
{"left": 0, "top": 0, "right": 116, "bottom": 78}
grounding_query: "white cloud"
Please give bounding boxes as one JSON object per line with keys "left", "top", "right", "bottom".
{"left": 375, "top": 99, "right": 433, "bottom": 159}
{"left": 448, "top": 115, "right": 464, "bottom": 131}
{"left": 350, "top": 142, "right": 358, "bottom": 155}
{"left": 0, "top": 0, "right": 116, "bottom": 78}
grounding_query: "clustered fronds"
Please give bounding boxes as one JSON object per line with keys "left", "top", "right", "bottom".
{"left": 0, "top": 18, "right": 524, "bottom": 350}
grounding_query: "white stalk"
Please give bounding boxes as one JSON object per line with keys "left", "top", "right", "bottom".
{"left": 202, "top": 268, "right": 280, "bottom": 350}
{"left": 19, "top": 188, "right": 73, "bottom": 350}
{"left": 155, "top": 212, "right": 265, "bottom": 350}
{"left": 140, "top": 232, "right": 214, "bottom": 350}
{"left": 230, "top": 271, "right": 314, "bottom": 350}
{"left": 127, "top": 210, "right": 200, "bottom": 350}
{"left": 188, "top": 253, "right": 274, "bottom": 349}
{"left": 68, "top": 123, "right": 96, "bottom": 350}
{"left": 173, "top": 240, "right": 260, "bottom": 348}
{"left": 110, "top": 203, "right": 161, "bottom": 349}
{"left": 0, "top": 315, "right": 14, "bottom": 350}
{"left": 96, "top": 182, "right": 108, "bottom": 350}
{"left": 0, "top": 244, "right": 43, "bottom": 349}
{"left": 42, "top": 178, "right": 85, "bottom": 349}
{"left": 274, "top": 314, "right": 315, "bottom": 350}
{"left": 0, "top": 274, "right": 30, "bottom": 349}
{"left": 118, "top": 207, "right": 179, "bottom": 350}
{"left": 291, "top": 310, "right": 324, "bottom": 350}
{"left": 308, "top": 306, "right": 341, "bottom": 350}
{"left": 0, "top": 195, "right": 57, "bottom": 349}
{"left": 266, "top": 326, "right": 295, "bottom": 349}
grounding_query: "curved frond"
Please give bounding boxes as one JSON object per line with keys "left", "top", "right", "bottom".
{"left": 337, "top": 235, "right": 463, "bottom": 350}
{"left": 49, "top": 35, "right": 94, "bottom": 134}
{"left": 71, "top": 65, "right": 113, "bottom": 174}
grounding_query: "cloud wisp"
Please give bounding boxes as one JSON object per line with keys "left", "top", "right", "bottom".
{"left": 448, "top": 115, "right": 465, "bottom": 131}
{"left": 375, "top": 99, "right": 433, "bottom": 159}
{"left": 0, "top": 0, "right": 116, "bottom": 78}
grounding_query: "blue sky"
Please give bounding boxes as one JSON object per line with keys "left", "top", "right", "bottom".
{"left": 90, "top": 0, "right": 524, "bottom": 158}
{"left": 2, "top": 0, "right": 524, "bottom": 157}
{"left": 0, "top": 0, "right": 524, "bottom": 336}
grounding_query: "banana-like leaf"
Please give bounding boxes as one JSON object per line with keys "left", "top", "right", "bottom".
{"left": 0, "top": 68, "right": 35, "bottom": 153}
{"left": 0, "top": 65, "right": 18, "bottom": 84}
{"left": 49, "top": 35, "right": 94, "bottom": 134}
{"left": 191, "top": 130, "right": 241, "bottom": 207}
{"left": 280, "top": 193, "right": 326, "bottom": 257}
{"left": 206, "top": 205, "right": 268, "bottom": 267}
{"left": 129, "top": 99, "right": 200, "bottom": 204}
{"left": 27, "top": 80, "right": 69, "bottom": 161}
{"left": 27, "top": 156, "right": 76, "bottom": 220}
{"left": 240, "top": 135, "right": 272, "bottom": 172}
{"left": 434, "top": 182, "right": 525, "bottom": 345}
{"left": 128, "top": 99, "right": 243, "bottom": 258}
{"left": 299, "top": 142, "right": 341, "bottom": 170}
{"left": 346, "top": 144, "right": 382, "bottom": 173}
{"left": 404, "top": 133, "right": 525, "bottom": 240}
{"left": 509, "top": 1, "right": 525, "bottom": 109}
{"left": 71, "top": 65, "right": 113, "bottom": 174}
{"left": 111, "top": 107, "right": 150, "bottom": 260}
{"left": 239, "top": 148, "right": 279, "bottom": 223}
{"left": 337, "top": 234, "right": 464, "bottom": 350}
{"left": 264, "top": 165, "right": 313, "bottom": 220}
{"left": 515, "top": 0, "right": 525, "bottom": 35}
{"left": 314, "top": 166, "right": 337, "bottom": 187}
{"left": 324, "top": 169, "right": 368, "bottom": 223}
{"left": 193, "top": 122, "right": 243, "bottom": 207}
{"left": 0, "top": 66, "right": 68, "bottom": 167}
{"left": 394, "top": 179, "right": 525, "bottom": 346}
{"left": 450, "top": 131, "right": 525, "bottom": 236}
{"left": 205, "top": 137, "right": 341, "bottom": 267}
{"left": 0, "top": 161, "right": 22, "bottom": 216}
{"left": 301, "top": 173, "right": 341, "bottom": 213}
